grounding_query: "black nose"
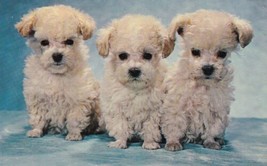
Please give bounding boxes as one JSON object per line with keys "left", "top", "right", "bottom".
{"left": 202, "top": 65, "right": 214, "bottom": 76}
{"left": 52, "top": 53, "right": 63, "bottom": 63}
{"left": 128, "top": 67, "right": 141, "bottom": 78}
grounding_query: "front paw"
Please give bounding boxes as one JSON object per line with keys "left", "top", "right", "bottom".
{"left": 215, "top": 138, "right": 225, "bottom": 145}
{"left": 142, "top": 142, "right": 160, "bottom": 150}
{"left": 108, "top": 140, "right": 127, "bottom": 149}
{"left": 27, "top": 129, "right": 43, "bottom": 138}
{"left": 65, "top": 133, "right": 82, "bottom": 141}
{"left": 203, "top": 141, "right": 221, "bottom": 150}
{"left": 165, "top": 142, "right": 183, "bottom": 151}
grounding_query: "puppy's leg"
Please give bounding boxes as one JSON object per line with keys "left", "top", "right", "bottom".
{"left": 105, "top": 115, "right": 130, "bottom": 149}
{"left": 161, "top": 107, "right": 187, "bottom": 151}
{"left": 203, "top": 138, "right": 221, "bottom": 150}
{"left": 27, "top": 117, "right": 46, "bottom": 137}
{"left": 141, "top": 111, "right": 161, "bottom": 150}
{"left": 107, "top": 122, "right": 130, "bottom": 149}
{"left": 27, "top": 105, "right": 48, "bottom": 138}
{"left": 108, "top": 139, "right": 128, "bottom": 149}
{"left": 215, "top": 137, "right": 225, "bottom": 145}
{"left": 66, "top": 105, "right": 92, "bottom": 141}
{"left": 202, "top": 115, "right": 228, "bottom": 150}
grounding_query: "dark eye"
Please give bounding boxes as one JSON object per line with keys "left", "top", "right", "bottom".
{"left": 118, "top": 52, "right": 128, "bottom": 61}
{"left": 65, "top": 39, "right": 74, "bottom": 45}
{"left": 41, "top": 40, "right": 49, "bottom": 46}
{"left": 217, "top": 50, "right": 227, "bottom": 59}
{"left": 191, "top": 48, "right": 200, "bottom": 57}
{"left": 143, "top": 52, "right": 152, "bottom": 60}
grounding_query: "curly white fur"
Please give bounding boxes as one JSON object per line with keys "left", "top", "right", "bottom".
{"left": 15, "top": 5, "right": 100, "bottom": 140}
{"left": 161, "top": 10, "right": 253, "bottom": 151}
{"left": 97, "top": 15, "right": 172, "bottom": 149}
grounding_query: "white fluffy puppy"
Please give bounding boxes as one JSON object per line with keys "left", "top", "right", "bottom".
{"left": 161, "top": 10, "right": 253, "bottom": 150}
{"left": 16, "top": 5, "right": 100, "bottom": 140}
{"left": 97, "top": 15, "right": 172, "bottom": 149}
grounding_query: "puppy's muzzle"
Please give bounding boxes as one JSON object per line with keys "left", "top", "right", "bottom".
{"left": 128, "top": 67, "right": 141, "bottom": 78}
{"left": 52, "top": 53, "right": 63, "bottom": 63}
{"left": 202, "top": 65, "right": 214, "bottom": 77}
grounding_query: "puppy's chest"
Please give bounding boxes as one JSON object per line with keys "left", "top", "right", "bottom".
{"left": 25, "top": 77, "right": 86, "bottom": 118}
{"left": 38, "top": 91, "right": 72, "bottom": 126}
{"left": 184, "top": 85, "right": 229, "bottom": 134}
{"left": 25, "top": 74, "right": 86, "bottom": 99}
{"left": 119, "top": 90, "right": 161, "bottom": 120}
{"left": 185, "top": 85, "right": 227, "bottom": 114}
{"left": 45, "top": 91, "right": 72, "bottom": 108}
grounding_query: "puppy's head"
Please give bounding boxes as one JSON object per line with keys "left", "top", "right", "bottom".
{"left": 15, "top": 5, "right": 95, "bottom": 74}
{"left": 97, "top": 15, "right": 172, "bottom": 89}
{"left": 168, "top": 10, "right": 253, "bottom": 81}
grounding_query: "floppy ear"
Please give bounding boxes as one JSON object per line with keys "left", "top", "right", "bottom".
{"left": 76, "top": 11, "right": 96, "bottom": 40}
{"left": 168, "top": 14, "right": 191, "bottom": 41}
{"left": 15, "top": 11, "right": 37, "bottom": 37}
{"left": 232, "top": 18, "right": 253, "bottom": 48}
{"left": 165, "top": 14, "right": 192, "bottom": 57}
{"left": 96, "top": 26, "right": 114, "bottom": 58}
{"left": 162, "top": 37, "right": 175, "bottom": 58}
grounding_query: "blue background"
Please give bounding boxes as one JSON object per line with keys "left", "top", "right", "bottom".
{"left": 1, "top": 0, "right": 266, "bottom": 117}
